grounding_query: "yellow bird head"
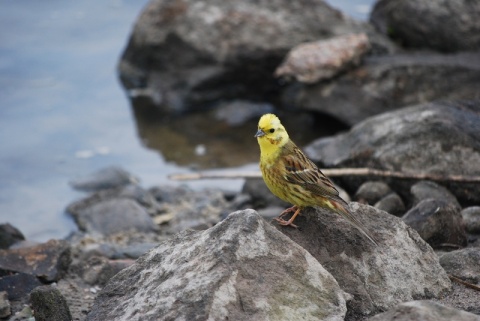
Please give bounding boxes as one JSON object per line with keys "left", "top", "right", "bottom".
{"left": 255, "top": 114, "right": 289, "bottom": 152}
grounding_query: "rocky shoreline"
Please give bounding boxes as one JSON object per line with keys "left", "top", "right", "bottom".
{"left": 1, "top": 160, "right": 480, "bottom": 320}
{"left": 2, "top": 0, "right": 480, "bottom": 320}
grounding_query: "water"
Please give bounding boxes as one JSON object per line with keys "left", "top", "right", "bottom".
{"left": 0, "top": 0, "right": 374, "bottom": 242}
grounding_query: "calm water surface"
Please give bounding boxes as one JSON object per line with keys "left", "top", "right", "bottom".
{"left": 0, "top": 0, "right": 374, "bottom": 241}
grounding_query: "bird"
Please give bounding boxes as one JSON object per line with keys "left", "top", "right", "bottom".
{"left": 255, "top": 113, "right": 378, "bottom": 246}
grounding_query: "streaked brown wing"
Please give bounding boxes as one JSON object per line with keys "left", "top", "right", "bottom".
{"left": 281, "top": 144, "right": 340, "bottom": 198}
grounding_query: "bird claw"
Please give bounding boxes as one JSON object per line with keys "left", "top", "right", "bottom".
{"left": 274, "top": 217, "right": 298, "bottom": 229}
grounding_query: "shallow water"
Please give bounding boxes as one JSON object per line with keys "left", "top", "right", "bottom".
{"left": 0, "top": 0, "right": 374, "bottom": 241}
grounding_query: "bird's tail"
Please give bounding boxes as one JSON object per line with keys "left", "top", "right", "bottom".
{"left": 328, "top": 198, "right": 379, "bottom": 246}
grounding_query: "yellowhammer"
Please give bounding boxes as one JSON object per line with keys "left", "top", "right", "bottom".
{"left": 255, "top": 113, "right": 378, "bottom": 245}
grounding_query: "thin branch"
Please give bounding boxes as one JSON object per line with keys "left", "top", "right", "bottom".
{"left": 169, "top": 168, "right": 480, "bottom": 183}
{"left": 449, "top": 274, "right": 480, "bottom": 292}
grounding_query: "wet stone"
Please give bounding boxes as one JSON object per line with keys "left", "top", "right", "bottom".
{"left": 0, "top": 273, "right": 42, "bottom": 300}
{"left": 0, "top": 224, "right": 25, "bottom": 250}
{"left": 69, "top": 166, "right": 139, "bottom": 192}
{"left": 0, "top": 239, "right": 71, "bottom": 282}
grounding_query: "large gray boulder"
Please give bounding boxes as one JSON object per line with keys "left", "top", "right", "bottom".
{"left": 370, "top": 0, "right": 480, "bottom": 52}
{"left": 118, "top": 0, "right": 393, "bottom": 113}
{"left": 87, "top": 210, "right": 348, "bottom": 321}
{"left": 276, "top": 203, "right": 451, "bottom": 319}
{"left": 305, "top": 100, "right": 480, "bottom": 204}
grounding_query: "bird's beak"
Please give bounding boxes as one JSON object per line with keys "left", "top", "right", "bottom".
{"left": 254, "top": 129, "right": 265, "bottom": 137}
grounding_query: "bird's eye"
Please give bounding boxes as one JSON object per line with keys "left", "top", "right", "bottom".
{"left": 269, "top": 128, "right": 275, "bottom": 133}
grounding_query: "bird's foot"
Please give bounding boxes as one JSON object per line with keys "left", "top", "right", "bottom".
{"left": 274, "top": 206, "right": 302, "bottom": 228}
{"left": 274, "top": 217, "right": 298, "bottom": 228}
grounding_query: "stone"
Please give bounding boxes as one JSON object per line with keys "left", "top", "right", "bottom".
{"left": 402, "top": 199, "right": 467, "bottom": 248}
{"left": 119, "top": 0, "right": 393, "bottom": 114}
{"left": 67, "top": 198, "right": 158, "bottom": 236}
{"left": 410, "top": 181, "right": 461, "bottom": 209}
{"left": 275, "top": 33, "right": 370, "bottom": 83}
{"left": 439, "top": 248, "right": 480, "bottom": 283}
{"left": 284, "top": 53, "right": 480, "bottom": 126}
{"left": 370, "top": 0, "right": 480, "bottom": 52}
{"left": 354, "top": 181, "right": 391, "bottom": 205}
{"left": 462, "top": 207, "right": 480, "bottom": 233}
{"left": 0, "top": 291, "right": 10, "bottom": 318}
{"left": 87, "top": 210, "right": 348, "bottom": 321}
{"left": 305, "top": 101, "right": 480, "bottom": 204}
{"left": 0, "top": 273, "right": 42, "bottom": 300}
{"left": 275, "top": 203, "right": 451, "bottom": 319}
{"left": 373, "top": 192, "right": 405, "bottom": 217}
{"left": 69, "top": 166, "right": 139, "bottom": 192}
{"left": 368, "top": 300, "right": 480, "bottom": 321}
{"left": 80, "top": 256, "right": 134, "bottom": 286}
{"left": 0, "top": 223, "right": 25, "bottom": 249}
{"left": 0, "top": 239, "right": 71, "bottom": 282}
{"left": 67, "top": 184, "right": 162, "bottom": 217}
{"left": 150, "top": 185, "right": 229, "bottom": 232}
{"left": 30, "top": 285, "right": 72, "bottom": 321}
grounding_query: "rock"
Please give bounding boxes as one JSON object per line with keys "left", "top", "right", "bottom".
{"left": 410, "top": 181, "right": 461, "bottom": 209}
{"left": 374, "top": 192, "right": 405, "bottom": 217}
{"left": 284, "top": 53, "right": 480, "bottom": 125}
{"left": 68, "top": 184, "right": 162, "bottom": 217}
{"left": 368, "top": 300, "right": 480, "bottom": 321}
{"left": 275, "top": 202, "right": 451, "bottom": 319}
{"left": 0, "top": 239, "right": 71, "bottom": 282}
{"left": 79, "top": 256, "right": 134, "bottom": 286}
{"left": 354, "top": 181, "right": 392, "bottom": 205}
{"left": 0, "top": 291, "right": 10, "bottom": 318}
{"left": 30, "top": 285, "right": 72, "bottom": 321}
{"left": 439, "top": 248, "right": 480, "bottom": 283}
{"left": 69, "top": 166, "right": 139, "bottom": 192}
{"left": 0, "top": 273, "right": 42, "bottom": 300}
{"left": 87, "top": 210, "right": 348, "bottom": 321}
{"left": 370, "top": 0, "right": 480, "bottom": 52}
{"left": 275, "top": 33, "right": 370, "bottom": 83}
{"left": 0, "top": 224, "right": 25, "bottom": 250}
{"left": 150, "top": 185, "right": 229, "bottom": 232}
{"left": 462, "top": 207, "right": 480, "bottom": 233}
{"left": 305, "top": 100, "right": 480, "bottom": 204}
{"left": 67, "top": 198, "right": 158, "bottom": 236}
{"left": 402, "top": 199, "right": 467, "bottom": 248}
{"left": 119, "top": 0, "right": 393, "bottom": 114}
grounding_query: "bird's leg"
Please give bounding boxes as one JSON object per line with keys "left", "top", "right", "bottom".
{"left": 278, "top": 205, "right": 297, "bottom": 219}
{"left": 275, "top": 206, "right": 302, "bottom": 228}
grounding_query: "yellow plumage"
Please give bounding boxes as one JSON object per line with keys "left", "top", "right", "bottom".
{"left": 255, "top": 113, "right": 378, "bottom": 245}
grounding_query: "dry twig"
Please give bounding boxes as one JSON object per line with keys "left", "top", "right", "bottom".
{"left": 169, "top": 168, "right": 480, "bottom": 183}
{"left": 448, "top": 274, "right": 480, "bottom": 292}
